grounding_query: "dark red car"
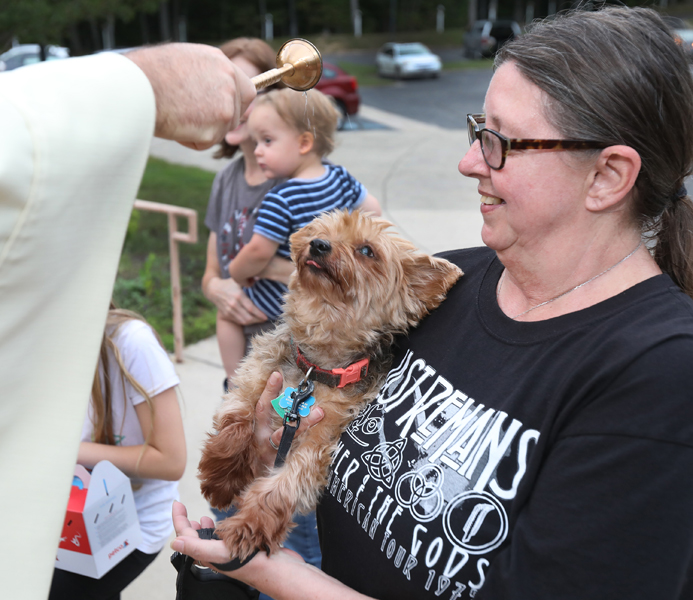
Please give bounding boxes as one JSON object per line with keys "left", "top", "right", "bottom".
{"left": 315, "top": 62, "right": 360, "bottom": 130}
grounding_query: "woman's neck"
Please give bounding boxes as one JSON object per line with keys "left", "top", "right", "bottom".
{"left": 496, "top": 230, "right": 661, "bottom": 321}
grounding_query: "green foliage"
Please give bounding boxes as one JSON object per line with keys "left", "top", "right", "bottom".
{"left": 113, "top": 157, "right": 218, "bottom": 352}
{"left": 4, "top": 0, "right": 692, "bottom": 53}
{"left": 0, "top": 0, "right": 159, "bottom": 47}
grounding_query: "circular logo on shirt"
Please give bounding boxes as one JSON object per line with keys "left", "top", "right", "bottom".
{"left": 395, "top": 464, "right": 445, "bottom": 523}
{"left": 443, "top": 491, "right": 508, "bottom": 554}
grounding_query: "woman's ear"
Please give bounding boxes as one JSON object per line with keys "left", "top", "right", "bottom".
{"left": 586, "top": 145, "right": 641, "bottom": 213}
{"left": 298, "top": 132, "right": 315, "bottom": 155}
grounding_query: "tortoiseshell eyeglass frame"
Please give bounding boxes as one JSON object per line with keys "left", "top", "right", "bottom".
{"left": 466, "top": 114, "right": 608, "bottom": 170}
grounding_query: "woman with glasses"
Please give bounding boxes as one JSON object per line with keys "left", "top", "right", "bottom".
{"left": 171, "top": 7, "right": 693, "bottom": 600}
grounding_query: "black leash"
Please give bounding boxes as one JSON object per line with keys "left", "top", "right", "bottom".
{"left": 274, "top": 375, "right": 315, "bottom": 468}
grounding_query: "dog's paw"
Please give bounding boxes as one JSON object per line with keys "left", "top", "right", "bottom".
{"left": 215, "top": 512, "right": 287, "bottom": 560}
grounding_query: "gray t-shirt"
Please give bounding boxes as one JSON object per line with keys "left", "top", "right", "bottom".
{"left": 204, "top": 157, "right": 283, "bottom": 278}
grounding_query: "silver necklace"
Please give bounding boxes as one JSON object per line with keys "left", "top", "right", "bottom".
{"left": 497, "top": 240, "right": 643, "bottom": 320}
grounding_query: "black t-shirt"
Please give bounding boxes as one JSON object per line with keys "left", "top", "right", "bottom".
{"left": 317, "top": 247, "right": 693, "bottom": 600}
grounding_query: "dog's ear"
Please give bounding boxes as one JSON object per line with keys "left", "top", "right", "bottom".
{"left": 401, "top": 253, "right": 462, "bottom": 324}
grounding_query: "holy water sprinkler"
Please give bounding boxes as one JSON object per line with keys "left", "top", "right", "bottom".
{"left": 251, "top": 38, "right": 322, "bottom": 92}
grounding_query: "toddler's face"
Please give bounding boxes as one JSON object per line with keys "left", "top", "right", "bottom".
{"left": 248, "top": 103, "right": 304, "bottom": 179}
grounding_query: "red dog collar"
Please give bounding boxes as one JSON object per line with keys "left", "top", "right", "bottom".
{"left": 290, "top": 338, "right": 370, "bottom": 388}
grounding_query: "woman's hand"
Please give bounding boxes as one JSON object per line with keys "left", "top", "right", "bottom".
{"left": 171, "top": 502, "right": 374, "bottom": 600}
{"left": 254, "top": 372, "right": 325, "bottom": 468}
{"left": 210, "top": 276, "right": 268, "bottom": 324}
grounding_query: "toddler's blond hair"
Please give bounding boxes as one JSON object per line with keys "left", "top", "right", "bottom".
{"left": 255, "top": 88, "right": 338, "bottom": 157}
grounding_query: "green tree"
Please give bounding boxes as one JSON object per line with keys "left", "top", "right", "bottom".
{"left": 0, "top": 0, "right": 159, "bottom": 49}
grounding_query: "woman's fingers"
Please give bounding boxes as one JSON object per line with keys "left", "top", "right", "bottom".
{"left": 255, "top": 372, "right": 285, "bottom": 466}
{"left": 254, "top": 372, "right": 325, "bottom": 465}
{"left": 171, "top": 502, "right": 236, "bottom": 566}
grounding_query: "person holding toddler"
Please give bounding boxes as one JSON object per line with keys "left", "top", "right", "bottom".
{"left": 202, "top": 37, "right": 293, "bottom": 392}
{"left": 220, "top": 87, "right": 380, "bottom": 384}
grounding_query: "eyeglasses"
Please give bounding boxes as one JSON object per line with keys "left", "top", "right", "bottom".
{"left": 466, "top": 114, "right": 608, "bottom": 170}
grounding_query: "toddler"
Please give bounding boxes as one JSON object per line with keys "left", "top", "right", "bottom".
{"left": 219, "top": 87, "right": 380, "bottom": 382}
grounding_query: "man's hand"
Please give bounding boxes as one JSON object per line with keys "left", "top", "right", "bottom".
{"left": 126, "top": 43, "right": 256, "bottom": 149}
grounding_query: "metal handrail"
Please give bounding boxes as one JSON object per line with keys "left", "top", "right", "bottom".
{"left": 133, "top": 199, "right": 198, "bottom": 363}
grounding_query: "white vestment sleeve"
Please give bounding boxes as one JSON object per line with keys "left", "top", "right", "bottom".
{"left": 0, "top": 53, "right": 156, "bottom": 597}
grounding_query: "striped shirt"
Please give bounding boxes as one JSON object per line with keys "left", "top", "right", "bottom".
{"left": 244, "top": 164, "right": 367, "bottom": 319}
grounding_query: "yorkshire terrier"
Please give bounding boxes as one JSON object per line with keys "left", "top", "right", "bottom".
{"left": 198, "top": 209, "right": 462, "bottom": 560}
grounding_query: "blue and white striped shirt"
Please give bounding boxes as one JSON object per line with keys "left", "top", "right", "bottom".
{"left": 244, "top": 164, "right": 367, "bottom": 319}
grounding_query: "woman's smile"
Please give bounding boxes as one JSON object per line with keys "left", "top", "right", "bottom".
{"left": 481, "top": 195, "right": 504, "bottom": 206}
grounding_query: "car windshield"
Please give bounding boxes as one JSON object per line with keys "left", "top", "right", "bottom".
{"left": 398, "top": 44, "right": 429, "bottom": 56}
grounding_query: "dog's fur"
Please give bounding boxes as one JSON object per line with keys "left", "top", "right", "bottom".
{"left": 198, "top": 209, "right": 462, "bottom": 559}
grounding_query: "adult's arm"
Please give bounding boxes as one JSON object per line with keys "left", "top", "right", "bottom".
{"left": 78, "top": 386, "right": 186, "bottom": 481}
{"left": 126, "top": 43, "right": 256, "bottom": 149}
{"left": 359, "top": 193, "right": 382, "bottom": 216}
{"left": 202, "top": 232, "right": 269, "bottom": 325}
{"left": 227, "top": 233, "right": 280, "bottom": 285}
{"left": 0, "top": 53, "right": 158, "bottom": 598}
{"left": 0, "top": 46, "right": 253, "bottom": 597}
{"left": 257, "top": 256, "right": 295, "bottom": 286}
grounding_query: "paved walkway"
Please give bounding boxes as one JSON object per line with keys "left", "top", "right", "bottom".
{"left": 123, "top": 104, "right": 483, "bottom": 599}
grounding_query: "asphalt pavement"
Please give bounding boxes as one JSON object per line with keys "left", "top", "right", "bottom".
{"left": 123, "top": 91, "right": 487, "bottom": 599}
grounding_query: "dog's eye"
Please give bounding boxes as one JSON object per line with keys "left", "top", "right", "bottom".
{"left": 357, "top": 245, "right": 375, "bottom": 258}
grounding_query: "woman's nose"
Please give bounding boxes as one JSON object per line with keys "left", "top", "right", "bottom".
{"left": 458, "top": 140, "right": 488, "bottom": 178}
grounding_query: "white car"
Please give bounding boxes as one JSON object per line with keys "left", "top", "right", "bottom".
{"left": 375, "top": 43, "right": 442, "bottom": 79}
{"left": 0, "top": 44, "right": 70, "bottom": 72}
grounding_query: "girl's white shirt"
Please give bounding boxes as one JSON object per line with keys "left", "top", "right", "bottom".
{"left": 80, "top": 319, "right": 181, "bottom": 554}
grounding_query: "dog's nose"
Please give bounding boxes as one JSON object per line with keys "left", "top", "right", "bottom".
{"left": 310, "top": 239, "right": 331, "bottom": 256}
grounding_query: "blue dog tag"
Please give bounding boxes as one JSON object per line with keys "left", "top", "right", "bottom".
{"left": 271, "top": 387, "right": 315, "bottom": 419}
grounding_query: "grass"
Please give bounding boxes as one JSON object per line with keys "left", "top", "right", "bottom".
{"left": 113, "top": 157, "right": 217, "bottom": 352}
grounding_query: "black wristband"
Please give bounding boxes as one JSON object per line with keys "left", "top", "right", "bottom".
{"left": 210, "top": 547, "right": 261, "bottom": 572}
{"left": 196, "top": 529, "right": 263, "bottom": 572}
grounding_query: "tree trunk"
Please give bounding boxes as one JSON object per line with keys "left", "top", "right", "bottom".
{"left": 69, "top": 23, "right": 83, "bottom": 55}
{"left": 159, "top": 1, "right": 171, "bottom": 41}
{"left": 288, "top": 0, "right": 298, "bottom": 37}
{"left": 259, "top": 0, "right": 267, "bottom": 38}
{"left": 139, "top": 12, "right": 150, "bottom": 45}
{"left": 102, "top": 14, "right": 115, "bottom": 50}
{"left": 172, "top": 0, "right": 180, "bottom": 41}
{"left": 89, "top": 18, "right": 100, "bottom": 51}
{"left": 468, "top": 0, "right": 477, "bottom": 28}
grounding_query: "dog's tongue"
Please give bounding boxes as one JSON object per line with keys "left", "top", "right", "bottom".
{"left": 306, "top": 259, "right": 323, "bottom": 269}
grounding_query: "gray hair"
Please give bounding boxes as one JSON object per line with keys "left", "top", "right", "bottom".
{"left": 496, "top": 6, "right": 693, "bottom": 297}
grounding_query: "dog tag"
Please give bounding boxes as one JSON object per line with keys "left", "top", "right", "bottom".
{"left": 271, "top": 387, "right": 315, "bottom": 419}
